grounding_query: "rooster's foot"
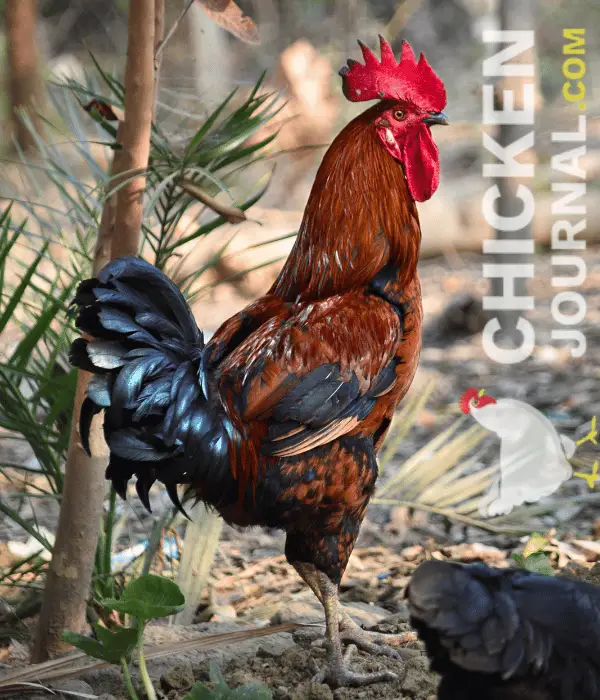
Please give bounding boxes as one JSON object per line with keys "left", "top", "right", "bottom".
{"left": 339, "top": 612, "right": 415, "bottom": 659}
{"left": 311, "top": 644, "right": 397, "bottom": 688}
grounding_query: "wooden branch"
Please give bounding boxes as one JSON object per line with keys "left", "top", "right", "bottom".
{"left": 155, "top": 0, "right": 195, "bottom": 64}
{"left": 32, "top": 0, "right": 160, "bottom": 662}
{"left": 153, "top": 0, "right": 166, "bottom": 116}
{"left": 112, "top": 0, "right": 157, "bottom": 259}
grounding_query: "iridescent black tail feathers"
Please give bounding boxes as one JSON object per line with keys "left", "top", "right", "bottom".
{"left": 69, "top": 256, "right": 236, "bottom": 513}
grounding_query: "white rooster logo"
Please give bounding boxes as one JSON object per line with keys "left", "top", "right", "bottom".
{"left": 459, "top": 388, "right": 598, "bottom": 517}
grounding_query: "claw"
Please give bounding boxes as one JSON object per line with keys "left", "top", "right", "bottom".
{"left": 339, "top": 613, "right": 416, "bottom": 660}
{"left": 313, "top": 646, "right": 397, "bottom": 688}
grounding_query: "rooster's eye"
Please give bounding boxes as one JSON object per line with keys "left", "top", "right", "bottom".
{"left": 392, "top": 109, "right": 406, "bottom": 121}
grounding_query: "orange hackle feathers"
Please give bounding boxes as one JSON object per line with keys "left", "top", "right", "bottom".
{"left": 270, "top": 104, "right": 421, "bottom": 302}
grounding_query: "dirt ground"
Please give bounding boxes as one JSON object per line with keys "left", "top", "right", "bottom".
{"left": 4, "top": 550, "right": 600, "bottom": 699}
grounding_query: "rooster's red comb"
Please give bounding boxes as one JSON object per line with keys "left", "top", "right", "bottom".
{"left": 339, "top": 36, "right": 446, "bottom": 113}
{"left": 459, "top": 388, "right": 479, "bottom": 415}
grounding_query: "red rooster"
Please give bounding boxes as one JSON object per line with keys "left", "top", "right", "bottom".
{"left": 70, "top": 37, "right": 447, "bottom": 687}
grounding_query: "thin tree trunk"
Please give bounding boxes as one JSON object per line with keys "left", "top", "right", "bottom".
{"left": 5, "top": 0, "right": 42, "bottom": 150}
{"left": 32, "top": 0, "right": 163, "bottom": 662}
{"left": 112, "top": 0, "right": 158, "bottom": 259}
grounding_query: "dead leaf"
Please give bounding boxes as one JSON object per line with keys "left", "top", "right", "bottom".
{"left": 179, "top": 180, "right": 247, "bottom": 223}
{"left": 195, "top": 0, "right": 260, "bottom": 44}
{"left": 82, "top": 99, "right": 124, "bottom": 122}
{"left": 442, "top": 542, "right": 506, "bottom": 564}
{"left": 572, "top": 540, "right": 600, "bottom": 561}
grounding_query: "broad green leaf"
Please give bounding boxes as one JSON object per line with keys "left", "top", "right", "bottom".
{"left": 512, "top": 551, "right": 554, "bottom": 576}
{"left": 102, "top": 573, "right": 185, "bottom": 620}
{"left": 93, "top": 624, "right": 138, "bottom": 662}
{"left": 62, "top": 626, "right": 137, "bottom": 663}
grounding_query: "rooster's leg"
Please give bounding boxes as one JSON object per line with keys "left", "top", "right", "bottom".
{"left": 294, "top": 562, "right": 414, "bottom": 659}
{"left": 292, "top": 562, "right": 399, "bottom": 687}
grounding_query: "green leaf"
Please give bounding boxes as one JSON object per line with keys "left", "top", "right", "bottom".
{"left": 512, "top": 551, "right": 554, "bottom": 576}
{"left": 94, "top": 624, "right": 138, "bottom": 661}
{"left": 186, "top": 89, "right": 238, "bottom": 153}
{"left": 102, "top": 574, "right": 185, "bottom": 620}
{"left": 0, "top": 241, "right": 47, "bottom": 335}
{"left": 61, "top": 626, "right": 138, "bottom": 664}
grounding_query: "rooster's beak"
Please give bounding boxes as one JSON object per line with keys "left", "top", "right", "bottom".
{"left": 423, "top": 112, "right": 449, "bottom": 126}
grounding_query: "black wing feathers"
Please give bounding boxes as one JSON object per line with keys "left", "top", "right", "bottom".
{"left": 407, "top": 560, "right": 600, "bottom": 700}
{"left": 69, "top": 256, "right": 237, "bottom": 512}
{"left": 262, "top": 358, "right": 399, "bottom": 456}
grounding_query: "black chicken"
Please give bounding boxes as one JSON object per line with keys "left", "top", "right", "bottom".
{"left": 407, "top": 560, "right": 600, "bottom": 700}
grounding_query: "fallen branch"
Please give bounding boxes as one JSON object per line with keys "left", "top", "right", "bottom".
{"left": 0, "top": 623, "right": 301, "bottom": 693}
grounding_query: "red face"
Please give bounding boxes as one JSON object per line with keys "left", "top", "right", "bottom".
{"left": 374, "top": 101, "right": 448, "bottom": 202}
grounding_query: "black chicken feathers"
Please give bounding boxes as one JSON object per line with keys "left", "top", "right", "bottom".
{"left": 407, "top": 560, "right": 600, "bottom": 700}
{"left": 69, "top": 256, "right": 238, "bottom": 512}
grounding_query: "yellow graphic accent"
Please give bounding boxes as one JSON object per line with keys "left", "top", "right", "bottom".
{"left": 573, "top": 460, "right": 599, "bottom": 490}
{"left": 576, "top": 415, "right": 597, "bottom": 447}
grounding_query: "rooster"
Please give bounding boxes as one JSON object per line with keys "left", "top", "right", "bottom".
{"left": 69, "top": 37, "right": 448, "bottom": 688}
{"left": 407, "top": 560, "right": 600, "bottom": 700}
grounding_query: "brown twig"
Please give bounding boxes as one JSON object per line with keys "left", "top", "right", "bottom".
{"left": 155, "top": 0, "right": 195, "bottom": 64}
{"left": 153, "top": 0, "right": 166, "bottom": 116}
